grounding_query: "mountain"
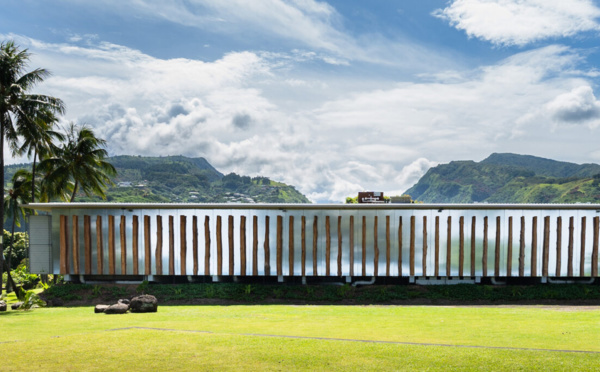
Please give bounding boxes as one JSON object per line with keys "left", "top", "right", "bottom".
{"left": 4, "top": 155, "right": 311, "bottom": 205}
{"left": 404, "top": 153, "right": 600, "bottom": 203}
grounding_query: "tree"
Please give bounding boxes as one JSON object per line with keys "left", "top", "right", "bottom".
{"left": 40, "top": 123, "right": 116, "bottom": 202}
{"left": 3, "top": 169, "right": 33, "bottom": 292}
{"left": 0, "top": 40, "right": 65, "bottom": 292}
{"left": 17, "top": 109, "right": 63, "bottom": 203}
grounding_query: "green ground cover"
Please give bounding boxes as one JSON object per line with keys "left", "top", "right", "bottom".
{"left": 1, "top": 305, "right": 599, "bottom": 371}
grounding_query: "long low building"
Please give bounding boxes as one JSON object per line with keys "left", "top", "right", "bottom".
{"left": 25, "top": 203, "right": 600, "bottom": 284}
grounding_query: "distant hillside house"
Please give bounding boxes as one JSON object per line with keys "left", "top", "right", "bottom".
{"left": 118, "top": 181, "right": 133, "bottom": 187}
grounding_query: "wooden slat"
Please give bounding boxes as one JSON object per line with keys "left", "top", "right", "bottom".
{"left": 531, "top": 216, "right": 538, "bottom": 277}
{"left": 410, "top": 216, "right": 415, "bottom": 277}
{"left": 338, "top": 216, "right": 343, "bottom": 277}
{"left": 422, "top": 216, "right": 427, "bottom": 276}
{"left": 169, "top": 216, "right": 174, "bottom": 275}
{"left": 276, "top": 215, "right": 283, "bottom": 276}
{"left": 180, "top": 215, "right": 187, "bottom": 276}
{"left": 312, "top": 216, "right": 318, "bottom": 276}
{"left": 459, "top": 216, "right": 464, "bottom": 277}
{"left": 374, "top": 216, "right": 379, "bottom": 277}
{"left": 96, "top": 216, "right": 103, "bottom": 275}
{"left": 398, "top": 216, "right": 402, "bottom": 277}
{"left": 385, "top": 216, "right": 390, "bottom": 277}
{"left": 120, "top": 215, "right": 126, "bottom": 275}
{"left": 507, "top": 216, "right": 513, "bottom": 277}
{"left": 288, "top": 215, "right": 293, "bottom": 276}
{"left": 471, "top": 216, "right": 476, "bottom": 277}
{"left": 241, "top": 215, "right": 247, "bottom": 276}
{"left": 144, "top": 215, "right": 151, "bottom": 275}
{"left": 593, "top": 217, "right": 599, "bottom": 277}
{"left": 216, "top": 215, "right": 222, "bottom": 276}
{"left": 362, "top": 216, "right": 366, "bottom": 276}
{"left": 556, "top": 217, "right": 562, "bottom": 277}
{"left": 542, "top": 216, "right": 550, "bottom": 277}
{"left": 72, "top": 215, "right": 80, "bottom": 275}
{"left": 349, "top": 215, "right": 355, "bottom": 276}
{"left": 326, "top": 216, "right": 331, "bottom": 276}
{"left": 519, "top": 216, "right": 525, "bottom": 277}
{"left": 229, "top": 215, "right": 235, "bottom": 276}
{"left": 204, "top": 216, "right": 210, "bottom": 275}
{"left": 301, "top": 216, "right": 306, "bottom": 277}
{"left": 132, "top": 215, "right": 139, "bottom": 275}
{"left": 446, "top": 216, "right": 451, "bottom": 277}
{"left": 193, "top": 216, "right": 198, "bottom": 276}
{"left": 264, "top": 216, "right": 270, "bottom": 276}
{"left": 84, "top": 215, "right": 92, "bottom": 275}
{"left": 568, "top": 216, "right": 574, "bottom": 277}
{"left": 156, "top": 215, "right": 163, "bottom": 275}
{"left": 482, "top": 216, "right": 488, "bottom": 277}
{"left": 434, "top": 216, "right": 440, "bottom": 277}
{"left": 580, "top": 216, "right": 586, "bottom": 277}
{"left": 495, "top": 216, "right": 501, "bottom": 277}
{"left": 253, "top": 215, "right": 258, "bottom": 276}
{"left": 108, "top": 215, "right": 115, "bottom": 275}
{"left": 60, "top": 215, "right": 68, "bottom": 274}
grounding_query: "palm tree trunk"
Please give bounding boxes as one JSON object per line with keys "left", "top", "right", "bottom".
{"left": 31, "top": 149, "right": 38, "bottom": 203}
{"left": 69, "top": 180, "right": 79, "bottom": 202}
{"left": 5, "top": 214, "right": 16, "bottom": 293}
{"left": 2, "top": 260, "right": 18, "bottom": 297}
{"left": 0, "top": 119, "right": 5, "bottom": 292}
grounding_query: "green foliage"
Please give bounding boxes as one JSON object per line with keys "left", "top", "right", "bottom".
{"left": 136, "top": 280, "right": 149, "bottom": 294}
{"left": 40, "top": 282, "right": 600, "bottom": 305}
{"left": 3, "top": 259, "right": 39, "bottom": 292}
{"left": 17, "top": 290, "right": 46, "bottom": 310}
{"left": 3, "top": 230, "right": 29, "bottom": 270}
{"left": 91, "top": 285, "right": 103, "bottom": 297}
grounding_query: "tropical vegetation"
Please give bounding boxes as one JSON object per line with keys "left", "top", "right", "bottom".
{"left": 0, "top": 40, "right": 112, "bottom": 295}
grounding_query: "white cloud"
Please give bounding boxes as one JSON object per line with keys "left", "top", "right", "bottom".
{"left": 5, "top": 34, "right": 600, "bottom": 202}
{"left": 546, "top": 85, "right": 600, "bottom": 127}
{"left": 434, "top": 0, "right": 600, "bottom": 46}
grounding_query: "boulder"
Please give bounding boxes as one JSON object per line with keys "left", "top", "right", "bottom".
{"left": 118, "top": 299, "right": 130, "bottom": 305}
{"left": 11, "top": 302, "right": 23, "bottom": 310}
{"left": 0, "top": 300, "right": 6, "bottom": 312}
{"left": 95, "top": 304, "right": 109, "bottom": 313}
{"left": 104, "top": 303, "right": 129, "bottom": 314}
{"left": 129, "top": 295, "right": 158, "bottom": 313}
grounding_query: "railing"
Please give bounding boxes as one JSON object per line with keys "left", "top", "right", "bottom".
{"left": 27, "top": 203, "right": 600, "bottom": 278}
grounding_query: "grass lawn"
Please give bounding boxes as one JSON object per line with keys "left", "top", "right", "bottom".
{"left": 1, "top": 305, "right": 599, "bottom": 371}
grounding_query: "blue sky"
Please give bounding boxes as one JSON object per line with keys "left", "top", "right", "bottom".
{"left": 2, "top": 0, "right": 600, "bottom": 202}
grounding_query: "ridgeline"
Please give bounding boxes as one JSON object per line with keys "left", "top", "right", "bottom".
{"left": 4, "top": 155, "right": 310, "bottom": 204}
{"left": 405, "top": 153, "right": 600, "bottom": 203}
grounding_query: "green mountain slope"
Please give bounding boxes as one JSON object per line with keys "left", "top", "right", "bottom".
{"left": 4, "top": 155, "right": 310, "bottom": 204}
{"left": 405, "top": 153, "right": 600, "bottom": 203}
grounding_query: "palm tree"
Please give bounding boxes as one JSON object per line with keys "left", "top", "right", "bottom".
{"left": 17, "top": 109, "right": 63, "bottom": 203}
{"left": 4, "top": 169, "right": 34, "bottom": 292}
{"left": 40, "top": 123, "right": 116, "bottom": 202}
{"left": 0, "top": 40, "right": 65, "bottom": 291}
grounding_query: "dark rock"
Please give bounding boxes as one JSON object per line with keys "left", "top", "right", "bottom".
{"left": 0, "top": 300, "right": 6, "bottom": 312}
{"left": 95, "top": 304, "right": 109, "bottom": 313}
{"left": 129, "top": 295, "right": 158, "bottom": 313}
{"left": 50, "top": 298, "right": 64, "bottom": 307}
{"left": 104, "top": 303, "right": 129, "bottom": 314}
{"left": 11, "top": 302, "right": 23, "bottom": 310}
{"left": 118, "top": 299, "right": 130, "bottom": 305}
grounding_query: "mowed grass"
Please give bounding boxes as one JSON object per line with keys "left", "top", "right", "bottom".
{"left": 1, "top": 305, "right": 599, "bottom": 371}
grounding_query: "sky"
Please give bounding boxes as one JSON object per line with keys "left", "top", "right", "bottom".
{"left": 2, "top": 0, "right": 600, "bottom": 203}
